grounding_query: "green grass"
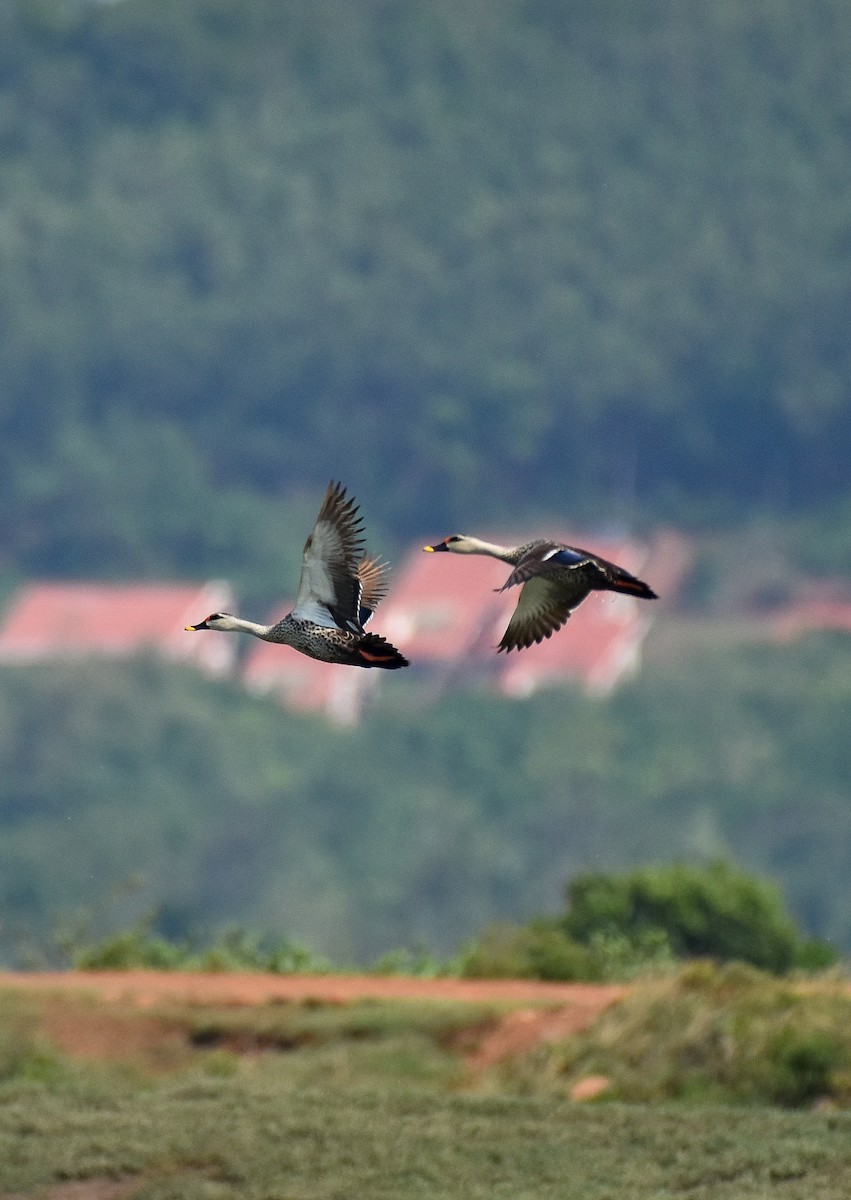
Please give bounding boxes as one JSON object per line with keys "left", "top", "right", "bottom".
{"left": 491, "top": 963, "right": 851, "bottom": 1108}
{"left": 0, "top": 1072, "right": 850, "bottom": 1199}
{"left": 3, "top": 978, "right": 851, "bottom": 1197}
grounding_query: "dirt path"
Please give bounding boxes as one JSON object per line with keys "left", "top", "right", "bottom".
{"left": 0, "top": 969, "right": 626, "bottom": 1009}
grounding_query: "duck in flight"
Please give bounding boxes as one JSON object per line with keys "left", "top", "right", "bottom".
{"left": 186, "top": 481, "right": 408, "bottom": 669}
{"left": 423, "top": 533, "right": 657, "bottom": 653}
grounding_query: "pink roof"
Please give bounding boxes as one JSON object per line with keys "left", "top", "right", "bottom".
{"left": 377, "top": 550, "right": 516, "bottom": 662}
{"left": 495, "top": 535, "right": 653, "bottom": 696}
{"left": 0, "top": 580, "right": 237, "bottom": 674}
{"left": 772, "top": 599, "right": 851, "bottom": 642}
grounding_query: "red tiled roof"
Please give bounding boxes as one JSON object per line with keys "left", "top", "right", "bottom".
{"left": 498, "top": 590, "right": 650, "bottom": 697}
{"left": 0, "top": 580, "right": 236, "bottom": 674}
{"left": 772, "top": 599, "right": 851, "bottom": 642}
{"left": 377, "top": 550, "right": 516, "bottom": 662}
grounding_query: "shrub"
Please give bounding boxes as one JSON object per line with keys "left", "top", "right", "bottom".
{"left": 458, "top": 920, "right": 598, "bottom": 981}
{"left": 73, "top": 916, "right": 328, "bottom": 974}
{"left": 561, "top": 861, "right": 832, "bottom": 974}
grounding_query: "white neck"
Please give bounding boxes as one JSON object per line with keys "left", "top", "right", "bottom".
{"left": 214, "top": 615, "right": 272, "bottom": 638}
{"left": 451, "top": 536, "right": 517, "bottom": 563}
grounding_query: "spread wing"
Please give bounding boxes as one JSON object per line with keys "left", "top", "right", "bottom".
{"left": 498, "top": 573, "right": 593, "bottom": 653}
{"left": 356, "top": 556, "right": 390, "bottom": 626}
{"left": 292, "top": 481, "right": 366, "bottom": 632}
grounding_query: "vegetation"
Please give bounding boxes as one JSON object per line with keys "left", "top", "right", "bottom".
{"left": 2, "top": 7, "right": 851, "bottom": 1129}
{"left": 499, "top": 962, "right": 851, "bottom": 1109}
{"left": 2, "top": 632, "right": 851, "bottom": 967}
{"left": 47, "top": 861, "right": 833, "bottom": 983}
{"left": 561, "top": 861, "right": 834, "bottom": 973}
{"left": 459, "top": 862, "right": 835, "bottom": 981}
{"left": 1, "top": 0, "right": 851, "bottom": 594}
{"left": 3, "top": 979, "right": 851, "bottom": 1196}
{"left": 2, "top": 9, "right": 850, "bottom": 1186}
{"left": 70, "top": 917, "right": 330, "bottom": 975}
{"left": 3, "top": 1071, "right": 849, "bottom": 1199}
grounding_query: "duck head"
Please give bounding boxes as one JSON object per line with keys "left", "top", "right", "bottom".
{"left": 185, "top": 612, "right": 240, "bottom": 632}
{"left": 423, "top": 536, "right": 478, "bottom": 554}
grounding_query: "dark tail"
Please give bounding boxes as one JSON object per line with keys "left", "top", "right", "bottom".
{"left": 354, "top": 632, "right": 409, "bottom": 669}
{"left": 606, "top": 570, "right": 657, "bottom": 601}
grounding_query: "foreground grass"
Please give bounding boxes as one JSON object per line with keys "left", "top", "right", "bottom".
{"left": 2, "top": 1067, "right": 851, "bottom": 1199}
{"left": 2, "top": 976, "right": 851, "bottom": 1198}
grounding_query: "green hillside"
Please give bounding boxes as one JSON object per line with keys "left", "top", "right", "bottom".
{"left": 1, "top": 0, "right": 850, "bottom": 967}
{"left": 1, "top": 0, "right": 851, "bottom": 592}
{"left": 2, "top": 630, "right": 849, "bottom": 965}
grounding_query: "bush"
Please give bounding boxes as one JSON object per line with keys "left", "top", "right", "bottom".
{"left": 457, "top": 862, "right": 833, "bottom": 983}
{"left": 561, "top": 861, "right": 832, "bottom": 974}
{"left": 458, "top": 921, "right": 599, "bottom": 981}
{"left": 73, "top": 916, "right": 328, "bottom": 974}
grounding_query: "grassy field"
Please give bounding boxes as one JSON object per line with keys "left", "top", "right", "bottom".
{"left": 2, "top": 980, "right": 851, "bottom": 1199}
{"left": 2, "top": 1071, "right": 851, "bottom": 1199}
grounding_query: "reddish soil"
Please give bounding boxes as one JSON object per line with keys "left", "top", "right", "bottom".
{"left": 0, "top": 969, "right": 625, "bottom": 1009}
{"left": 0, "top": 969, "right": 625, "bottom": 1070}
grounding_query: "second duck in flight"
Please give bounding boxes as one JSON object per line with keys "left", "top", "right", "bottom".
{"left": 423, "top": 533, "right": 657, "bottom": 653}
{"left": 186, "top": 481, "right": 408, "bottom": 669}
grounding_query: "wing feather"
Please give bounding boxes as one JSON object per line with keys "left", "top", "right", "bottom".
{"left": 356, "top": 556, "right": 390, "bottom": 626}
{"left": 292, "top": 481, "right": 367, "bottom": 632}
{"left": 498, "top": 574, "right": 593, "bottom": 652}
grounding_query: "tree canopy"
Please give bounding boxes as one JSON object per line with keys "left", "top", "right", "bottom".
{"left": 2, "top": 633, "right": 850, "bottom": 965}
{"left": 0, "top": 0, "right": 850, "bottom": 588}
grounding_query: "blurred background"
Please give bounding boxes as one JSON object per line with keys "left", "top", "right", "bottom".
{"left": 1, "top": 0, "right": 850, "bottom": 967}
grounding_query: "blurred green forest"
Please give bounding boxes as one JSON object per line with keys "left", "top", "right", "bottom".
{"left": 1, "top": 0, "right": 851, "bottom": 966}
{"left": 2, "top": 633, "right": 850, "bottom": 965}
{"left": 1, "top": 0, "right": 851, "bottom": 595}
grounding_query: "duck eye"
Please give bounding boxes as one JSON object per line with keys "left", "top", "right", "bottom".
{"left": 447, "top": 536, "right": 461, "bottom": 544}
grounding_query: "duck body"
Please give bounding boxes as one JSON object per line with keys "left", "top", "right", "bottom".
{"left": 186, "top": 482, "right": 408, "bottom": 670}
{"left": 186, "top": 611, "right": 407, "bottom": 668}
{"left": 423, "top": 534, "right": 657, "bottom": 653}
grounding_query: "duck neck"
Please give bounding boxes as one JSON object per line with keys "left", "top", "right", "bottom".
{"left": 465, "top": 538, "right": 520, "bottom": 564}
{"left": 224, "top": 616, "right": 274, "bottom": 639}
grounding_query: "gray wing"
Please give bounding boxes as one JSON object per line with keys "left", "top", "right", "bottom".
{"left": 292, "top": 481, "right": 366, "bottom": 632}
{"left": 356, "top": 556, "right": 390, "bottom": 626}
{"left": 499, "top": 541, "right": 592, "bottom": 591}
{"left": 498, "top": 573, "right": 593, "bottom": 653}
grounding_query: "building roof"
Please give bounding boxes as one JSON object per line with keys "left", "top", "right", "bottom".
{"left": 497, "top": 589, "right": 650, "bottom": 697}
{"left": 494, "top": 534, "right": 654, "bottom": 697}
{"left": 772, "top": 597, "right": 851, "bottom": 642}
{"left": 377, "top": 549, "right": 516, "bottom": 665}
{"left": 0, "top": 580, "right": 237, "bottom": 674}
